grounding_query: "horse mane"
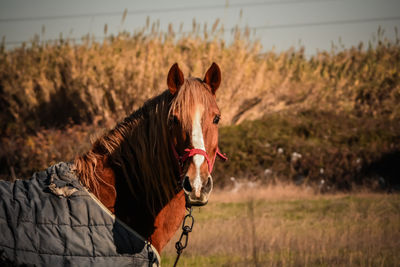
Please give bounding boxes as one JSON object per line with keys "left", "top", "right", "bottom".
{"left": 75, "top": 78, "right": 213, "bottom": 214}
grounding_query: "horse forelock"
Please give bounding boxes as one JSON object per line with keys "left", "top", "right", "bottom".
{"left": 170, "top": 78, "right": 215, "bottom": 132}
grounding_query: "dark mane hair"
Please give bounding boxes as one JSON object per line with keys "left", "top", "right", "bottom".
{"left": 75, "top": 78, "right": 213, "bottom": 214}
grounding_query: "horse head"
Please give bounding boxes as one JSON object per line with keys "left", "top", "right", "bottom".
{"left": 167, "top": 63, "right": 224, "bottom": 206}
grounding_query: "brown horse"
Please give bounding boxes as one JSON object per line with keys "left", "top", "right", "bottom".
{"left": 74, "top": 62, "right": 225, "bottom": 253}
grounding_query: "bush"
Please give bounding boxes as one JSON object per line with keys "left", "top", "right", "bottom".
{"left": 213, "top": 111, "right": 400, "bottom": 191}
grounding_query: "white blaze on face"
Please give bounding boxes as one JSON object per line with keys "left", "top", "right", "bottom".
{"left": 192, "top": 105, "right": 205, "bottom": 197}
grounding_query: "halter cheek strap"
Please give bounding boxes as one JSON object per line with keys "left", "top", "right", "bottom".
{"left": 172, "top": 145, "right": 227, "bottom": 175}
{"left": 210, "top": 148, "right": 228, "bottom": 172}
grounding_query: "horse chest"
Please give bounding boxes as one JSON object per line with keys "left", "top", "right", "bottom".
{"left": 151, "top": 190, "right": 186, "bottom": 252}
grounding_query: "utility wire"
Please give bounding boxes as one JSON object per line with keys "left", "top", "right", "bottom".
{"left": 247, "top": 16, "right": 400, "bottom": 31}
{"left": 0, "top": 0, "right": 336, "bottom": 23}
{"left": 4, "top": 16, "right": 400, "bottom": 45}
{"left": 4, "top": 36, "right": 103, "bottom": 45}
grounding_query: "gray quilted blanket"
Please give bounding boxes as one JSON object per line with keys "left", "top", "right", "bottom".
{"left": 0, "top": 162, "right": 160, "bottom": 267}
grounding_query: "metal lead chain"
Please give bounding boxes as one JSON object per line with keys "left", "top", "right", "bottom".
{"left": 173, "top": 207, "right": 194, "bottom": 267}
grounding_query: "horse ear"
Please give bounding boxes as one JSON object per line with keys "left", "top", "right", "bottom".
{"left": 167, "top": 63, "right": 184, "bottom": 95}
{"left": 203, "top": 62, "right": 221, "bottom": 94}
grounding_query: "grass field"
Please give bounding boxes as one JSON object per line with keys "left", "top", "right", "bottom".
{"left": 161, "top": 185, "right": 400, "bottom": 266}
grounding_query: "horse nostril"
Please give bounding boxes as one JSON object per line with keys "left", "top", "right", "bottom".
{"left": 203, "top": 176, "right": 213, "bottom": 193}
{"left": 183, "top": 176, "right": 192, "bottom": 192}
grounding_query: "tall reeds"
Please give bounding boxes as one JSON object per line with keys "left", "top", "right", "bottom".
{"left": 0, "top": 20, "right": 399, "bottom": 187}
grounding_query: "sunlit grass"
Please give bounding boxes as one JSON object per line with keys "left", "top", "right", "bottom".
{"left": 161, "top": 187, "right": 400, "bottom": 266}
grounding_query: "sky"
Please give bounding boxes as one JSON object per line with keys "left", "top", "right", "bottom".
{"left": 1, "top": 0, "right": 399, "bottom": 55}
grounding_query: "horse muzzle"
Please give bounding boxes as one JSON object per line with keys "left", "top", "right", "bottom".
{"left": 182, "top": 176, "right": 213, "bottom": 206}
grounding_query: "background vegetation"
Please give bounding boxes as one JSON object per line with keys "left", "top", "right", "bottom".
{"left": 1, "top": 22, "right": 399, "bottom": 191}
{"left": 1, "top": 19, "right": 399, "bottom": 267}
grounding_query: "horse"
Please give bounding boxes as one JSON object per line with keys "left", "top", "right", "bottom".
{"left": 0, "top": 62, "right": 226, "bottom": 266}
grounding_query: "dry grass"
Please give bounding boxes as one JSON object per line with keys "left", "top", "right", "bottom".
{"left": 1, "top": 21, "right": 399, "bottom": 188}
{"left": 1, "top": 23, "right": 399, "bottom": 135}
{"left": 211, "top": 183, "right": 316, "bottom": 202}
{"left": 161, "top": 186, "right": 400, "bottom": 266}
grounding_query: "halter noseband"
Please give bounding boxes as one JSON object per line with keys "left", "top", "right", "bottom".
{"left": 171, "top": 145, "right": 227, "bottom": 175}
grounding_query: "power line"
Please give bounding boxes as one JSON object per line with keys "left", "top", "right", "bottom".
{"left": 0, "top": 0, "right": 335, "bottom": 23}
{"left": 4, "top": 36, "right": 103, "bottom": 45}
{"left": 4, "top": 16, "right": 400, "bottom": 46}
{"left": 175, "top": 16, "right": 400, "bottom": 34}
{"left": 250, "top": 16, "right": 400, "bottom": 31}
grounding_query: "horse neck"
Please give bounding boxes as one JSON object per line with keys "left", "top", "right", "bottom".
{"left": 107, "top": 122, "right": 187, "bottom": 252}
{"left": 76, "top": 93, "right": 187, "bottom": 252}
{"left": 74, "top": 152, "right": 117, "bottom": 212}
{"left": 113, "top": 169, "right": 186, "bottom": 252}
{"left": 76, "top": 139, "right": 186, "bottom": 253}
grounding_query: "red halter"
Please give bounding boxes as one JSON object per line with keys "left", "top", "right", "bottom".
{"left": 171, "top": 145, "right": 227, "bottom": 175}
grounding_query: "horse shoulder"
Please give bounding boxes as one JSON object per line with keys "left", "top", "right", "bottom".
{"left": 150, "top": 190, "right": 186, "bottom": 252}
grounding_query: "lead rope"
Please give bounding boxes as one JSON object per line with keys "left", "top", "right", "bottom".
{"left": 173, "top": 206, "right": 194, "bottom": 267}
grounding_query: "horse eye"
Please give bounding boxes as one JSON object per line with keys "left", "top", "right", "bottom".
{"left": 213, "top": 115, "right": 220, "bottom": 124}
